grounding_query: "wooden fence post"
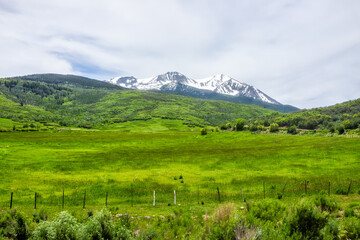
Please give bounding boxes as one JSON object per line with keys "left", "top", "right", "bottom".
{"left": 34, "top": 192, "right": 37, "bottom": 209}
{"left": 282, "top": 181, "right": 287, "bottom": 195}
{"left": 347, "top": 180, "right": 352, "bottom": 196}
{"left": 217, "top": 187, "right": 221, "bottom": 203}
{"left": 328, "top": 181, "right": 331, "bottom": 196}
{"left": 83, "top": 190, "right": 86, "bottom": 209}
{"left": 305, "top": 180, "right": 307, "bottom": 194}
{"left": 10, "top": 192, "right": 13, "bottom": 209}
{"left": 105, "top": 192, "right": 108, "bottom": 207}
{"left": 62, "top": 188, "right": 64, "bottom": 209}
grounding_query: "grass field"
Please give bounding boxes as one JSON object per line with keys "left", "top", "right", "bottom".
{"left": 0, "top": 129, "right": 360, "bottom": 218}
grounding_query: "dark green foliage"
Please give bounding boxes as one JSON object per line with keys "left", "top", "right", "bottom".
{"left": 288, "top": 201, "right": 328, "bottom": 239}
{"left": 287, "top": 125, "right": 297, "bottom": 134}
{"left": 201, "top": 128, "right": 208, "bottom": 135}
{"left": 337, "top": 125, "right": 345, "bottom": 135}
{"left": 0, "top": 209, "right": 30, "bottom": 240}
{"left": 235, "top": 118, "right": 246, "bottom": 131}
{"left": 335, "top": 187, "right": 347, "bottom": 195}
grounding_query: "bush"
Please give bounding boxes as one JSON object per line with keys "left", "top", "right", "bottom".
{"left": 208, "top": 203, "right": 239, "bottom": 240}
{"left": 200, "top": 128, "right": 207, "bottom": 135}
{"left": 288, "top": 200, "right": 328, "bottom": 239}
{"left": 287, "top": 125, "right": 297, "bottom": 134}
{"left": 337, "top": 125, "right": 345, "bottom": 135}
{"left": 235, "top": 119, "right": 246, "bottom": 131}
{"left": 0, "top": 209, "right": 30, "bottom": 240}
{"left": 249, "top": 124, "right": 258, "bottom": 132}
{"left": 79, "top": 209, "right": 115, "bottom": 240}
{"left": 32, "top": 211, "right": 79, "bottom": 240}
{"left": 247, "top": 199, "right": 286, "bottom": 223}
{"left": 313, "top": 192, "right": 338, "bottom": 213}
{"left": 269, "top": 123, "right": 279, "bottom": 132}
{"left": 341, "top": 217, "right": 360, "bottom": 239}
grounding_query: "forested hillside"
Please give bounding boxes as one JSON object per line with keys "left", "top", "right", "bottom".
{"left": 0, "top": 74, "right": 274, "bottom": 129}
{"left": 253, "top": 98, "right": 360, "bottom": 131}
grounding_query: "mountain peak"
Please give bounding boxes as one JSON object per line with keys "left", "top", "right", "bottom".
{"left": 107, "top": 72, "right": 281, "bottom": 105}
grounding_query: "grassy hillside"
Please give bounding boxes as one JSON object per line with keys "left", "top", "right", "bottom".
{"left": 0, "top": 75, "right": 274, "bottom": 129}
{"left": 254, "top": 98, "right": 360, "bottom": 131}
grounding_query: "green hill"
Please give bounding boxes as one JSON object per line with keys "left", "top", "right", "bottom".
{"left": 0, "top": 74, "right": 274, "bottom": 129}
{"left": 256, "top": 98, "right": 360, "bottom": 131}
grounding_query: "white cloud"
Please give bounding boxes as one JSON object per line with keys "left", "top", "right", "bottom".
{"left": 0, "top": 0, "right": 359, "bottom": 108}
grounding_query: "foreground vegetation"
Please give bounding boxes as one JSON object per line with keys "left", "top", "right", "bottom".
{"left": 2, "top": 193, "right": 360, "bottom": 239}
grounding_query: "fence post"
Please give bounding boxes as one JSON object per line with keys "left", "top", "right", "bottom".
{"left": 174, "top": 190, "right": 176, "bottom": 205}
{"left": 83, "top": 190, "right": 86, "bottom": 209}
{"left": 328, "top": 181, "right": 330, "bottom": 196}
{"left": 347, "top": 180, "right": 352, "bottom": 196}
{"left": 153, "top": 191, "right": 155, "bottom": 206}
{"left": 10, "top": 192, "right": 13, "bottom": 209}
{"left": 217, "top": 187, "right": 221, "bottom": 203}
{"left": 34, "top": 192, "right": 37, "bottom": 209}
{"left": 282, "top": 181, "right": 287, "bottom": 195}
{"left": 305, "top": 180, "right": 307, "bottom": 194}
{"left": 105, "top": 192, "right": 108, "bottom": 207}
{"left": 62, "top": 188, "right": 64, "bottom": 209}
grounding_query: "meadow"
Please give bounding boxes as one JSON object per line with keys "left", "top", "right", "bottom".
{"left": 0, "top": 128, "right": 359, "bottom": 218}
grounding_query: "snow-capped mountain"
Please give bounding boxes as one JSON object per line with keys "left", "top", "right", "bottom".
{"left": 108, "top": 72, "right": 280, "bottom": 105}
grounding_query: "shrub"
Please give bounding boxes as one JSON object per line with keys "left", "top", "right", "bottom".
{"left": 208, "top": 203, "right": 239, "bottom": 240}
{"left": 269, "top": 123, "right": 279, "bottom": 132}
{"left": 287, "top": 125, "right": 297, "bottom": 134}
{"left": 235, "top": 119, "right": 246, "bottom": 131}
{"left": 341, "top": 217, "right": 360, "bottom": 239}
{"left": 79, "top": 209, "right": 114, "bottom": 240}
{"left": 32, "top": 211, "right": 79, "bottom": 240}
{"left": 313, "top": 192, "right": 338, "bottom": 213}
{"left": 335, "top": 187, "right": 347, "bottom": 195}
{"left": 200, "top": 128, "right": 207, "bottom": 135}
{"left": 0, "top": 209, "right": 30, "bottom": 240}
{"left": 288, "top": 200, "right": 328, "bottom": 239}
{"left": 247, "top": 199, "right": 286, "bottom": 223}
{"left": 249, "top": 124, "right": 258, "bottom": 132}
{"left": 320, "top": 219, "right": 340, "bottom": 240}
{"left": 337, "top": 125, "right": 345, "bottom": 135}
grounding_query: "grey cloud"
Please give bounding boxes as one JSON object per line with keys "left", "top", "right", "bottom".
{"left": 0, "top": 0, "right": 359, "bottom": 108}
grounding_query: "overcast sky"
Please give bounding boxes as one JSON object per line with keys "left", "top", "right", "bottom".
{"left": 1, "top": 0, "right": 359, "bottom": 108}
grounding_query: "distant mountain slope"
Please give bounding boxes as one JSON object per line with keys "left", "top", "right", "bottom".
{"left": 108, "top": 72, "right": 299, "bottom": 112}
{"left": 257, "top": 98, "right": 360, "bottom": 130}
{"left": 0, "top": 74, "right": 274, "bottom": 128}
{"left": 13, "top": 74, "right": 124, "bottom": 90}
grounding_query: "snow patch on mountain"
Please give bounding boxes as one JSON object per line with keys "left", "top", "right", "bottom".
{"left": 107, "top": 72, "right": 280, "bottom": 105}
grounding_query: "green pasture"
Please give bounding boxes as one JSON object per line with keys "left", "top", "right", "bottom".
{"left": 0, "top": 130, "right": 359, "bottom": 216}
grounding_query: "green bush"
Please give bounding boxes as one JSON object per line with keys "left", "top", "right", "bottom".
{"left": 79, "top": 209, "right": 114, "bottom": 240}
{"left": 337, "top": 125, "right": 345, "bottom": 134}
{"left": 269, "top": 123, "right": 279, "bottom": 132}
{"left": 0, "top": 209, "right": 29, "bottom": 240}
{"left": 288, "top": 200, "right": 328, "bottom": 239}
{"left": 313, "top": 192, "right": 338, "bottom": 213}
{"left": 341, "top": 217, "right": 360, "bottom": 239}
{"left": 200, "top": 128, "right": 207, "bottom": 135}
{"left": 235, "top": 118, "right": 246, "bottom": 131}
{"left": 32, "top": 211, "right": 79, "bottom": 240}
{"left": 287, "top": 125, "right": 297, "bottom": 134}
{"left": 247, "top": 199, "right": 286, "bottom": 223}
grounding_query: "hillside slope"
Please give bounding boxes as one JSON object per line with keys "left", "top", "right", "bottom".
{"left": 257, "top": 98, "right": 360, "bottom": 130}
{"left": 0, "top": 74, "right": 274, "bottom": 128}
